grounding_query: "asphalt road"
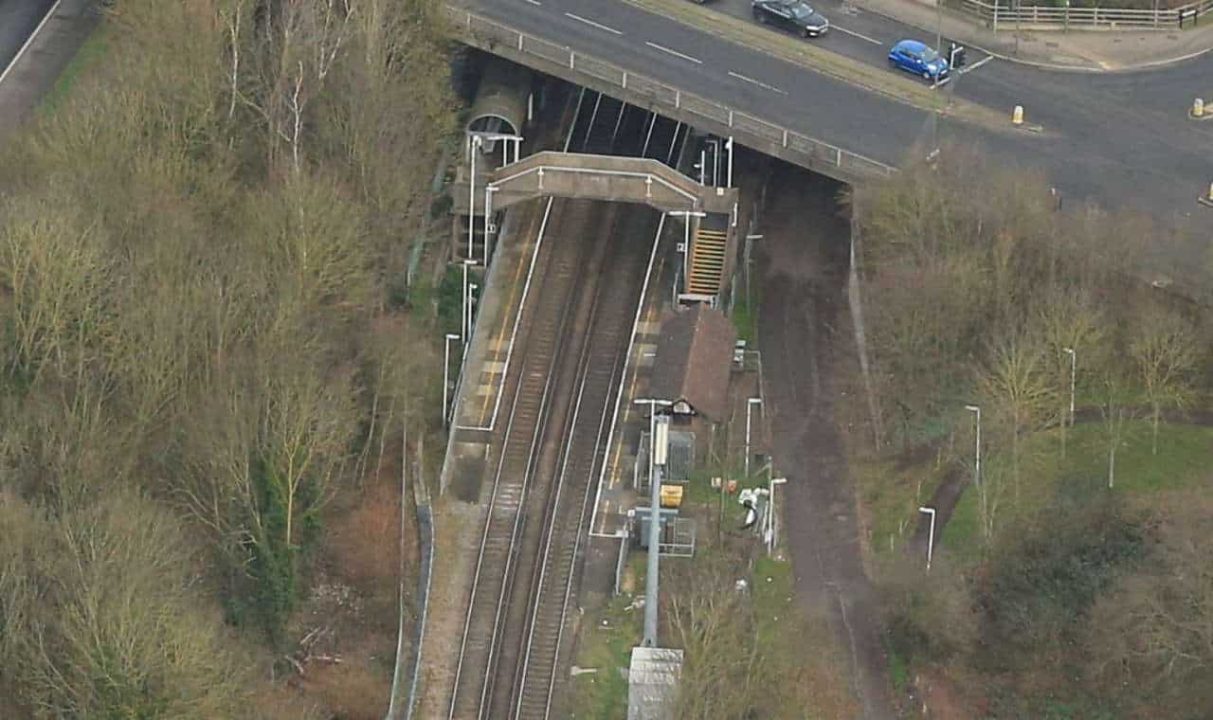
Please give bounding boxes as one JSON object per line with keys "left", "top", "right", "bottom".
{"left": 467, "top": 0, "right": 1213, "bottom": 261}
{"left": 0, "top": 0, "right": 55, "bottom": 76}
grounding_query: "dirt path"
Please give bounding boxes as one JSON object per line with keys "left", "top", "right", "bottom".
{"left": 756, "top": 164, "right": 894, "bottom": 720}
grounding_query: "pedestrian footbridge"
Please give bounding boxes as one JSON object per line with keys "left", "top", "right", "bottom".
{"left": 454, "top": 150, "right": 739, "bottom": 216}
{"left": 454, "top": 150, "right": 739, "bottom": 304}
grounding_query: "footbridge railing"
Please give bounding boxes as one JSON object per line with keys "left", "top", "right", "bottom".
{"left": 485, "top": 151, "right": 738, "bottom": 215}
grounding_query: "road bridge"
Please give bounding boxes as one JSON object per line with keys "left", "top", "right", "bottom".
{"left": 450, "top": 0, "right": 1213, "bottom": 259}
{"left": 446, "top": 5, "right": 896, "bottom": 184}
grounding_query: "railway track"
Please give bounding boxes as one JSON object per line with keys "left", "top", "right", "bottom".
{"left": 449, "top": 88, "right": 685, "bottom": 720}
{"left": 509, "top": 202, "right": 662, "bottom": 720}
{"left": 448, "top": 195, "right": 599, "bottom": 720}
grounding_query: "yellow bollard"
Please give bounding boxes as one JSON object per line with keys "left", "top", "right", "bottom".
{"left": 1194, "top": 98, "right": 1205, "bottom": 118}
{"left": 1012, "top": 105, "right": 1024, "bottom": 125}
{"left": 1208, "top": 182, "right": 1213, "bottom": 201}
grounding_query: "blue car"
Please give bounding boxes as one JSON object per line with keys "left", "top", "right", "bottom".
{"left": 888, "top": 39, "right": 949, "bottom": 81}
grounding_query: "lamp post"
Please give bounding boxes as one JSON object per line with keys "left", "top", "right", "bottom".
{"left": 634, "top": 398, "right": 672, "bottom": 647}
{"left": 460, "top": 259, "right": 475, "bottom": 343}
{"left": 1063, "top": 347, "right": 1076, "bottom": 426}
{"left": 468, "top": 134, "right": 482, "bottom": 261}
{"left": 964, "top": 404, "right": 981, "bottom": 487}
{"left": 483, "top": 185, "right": 497, "bottom": 267}
{"left": 745, "top": 397, "right": 762, "bottom": 478}
{"left": 704, "top": 138, "right": 721, "bottom": 186}
{"left": 725, "top": 136, "right": 734, "bottom": 187}
{"left": 918, "top": 506, "right": 936, "bottom": 571}
{"left": 767, "top": 476, "right": 787, "bottom": 555}
{"left": 467, "top": 282, "right": 479, "bottom": 345}
{"left": 443, "top": 333, "right": 460, "bottom": 428}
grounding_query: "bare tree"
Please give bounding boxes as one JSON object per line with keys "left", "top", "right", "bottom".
{"left": 977, "top": 332, "right": 1058, "bottom": 503}
{"left": 1036, "top": 287, "right": 1105, "bottom": 457}
{"left": 1088, "top": 490, "right": 1213, "bottom": 714}
{"left": 1, "top": 492, "right": 250, "bottom": 718}
{"left": 1129, "top": 302, "right": 1200, "bottom": 455}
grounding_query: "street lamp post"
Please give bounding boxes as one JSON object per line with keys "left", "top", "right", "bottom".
{"left": 467, "top": 282, "right": 479, "bottom": 345}
{"left": 468, "top": 134, "right": 482, "bottom": 261}
{"left": 918, "top": 506, "right": 937, "bottom": 571}
{"left": 634, "top": 398, "right": 673, "bottom": 647}
{"left": 443, "top": 333, "right": 460, "bottom": 428}
{"left": 725, "top": 136, "right": 734, "bottom": 187}
{"left": 745, "top": 397, "right": 762, "bottom": 478}
{"left": 704, "top": 138, "right": 720, "bottom": 186}
{"left": 767, "top": 476, "right": 787, "bottom": 555}
{"left": 461, "top": 259, "right": 476, "bottom": 343}
{"left": 1063, "top": 347, "right": 1076, "bottom": 426}
{"left": 965, "top": 404, "right": 981, "bottom": 487}
{"left": 483, "top": 185, "right": 497, "bottom": 267}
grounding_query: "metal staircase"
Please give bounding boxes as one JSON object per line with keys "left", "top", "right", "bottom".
{"left": 686, "top": 221, "right": 728, "bottom": 300}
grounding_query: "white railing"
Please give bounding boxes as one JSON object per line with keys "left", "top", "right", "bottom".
{"left": 443, "top": 5, "right": 896, "bottom": 180}
{"left": 955, "top": 0, "right": 1213, "bottom": 30}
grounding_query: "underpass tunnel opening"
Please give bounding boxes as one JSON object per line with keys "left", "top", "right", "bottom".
{"left": 466, "top": 57, "right": 534, "bottom": 165}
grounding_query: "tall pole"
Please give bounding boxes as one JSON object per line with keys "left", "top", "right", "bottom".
{"left": 483, "top": 186, "right": 495, "bottom": 267}
{"left": 768, "top": 476, "right": 787, "bottom": 555}
{"left": 746, "top": 397, "right": 762, "bottom": 478}
{"left": 1064, "top": 347, "right": 1076, "bottom": 426}
{"left": 935, "top": 0, "right": 942, "bottom": 53}
{"left": 965, "top": 404, "right": 981, "bottom": 487}
{"left": 683, "top": 215, "right": 690, "bottom": 296}
{"left": 725, "top": 136, "right": 734, "bottom": 187}
{"left": 468, "top": 134, "right": 481, "bottom": 260}
{"left": 635, "top": 398, "right": 672, "bottom": 648}
{"left": 467, "top": 282, "right": 478, "bottom": 342}
{"left": 443, "top": 333, "right": 460, "bottom": 427}
{"left": 918, "top": 506, "right": 936, "bottom": 571}
{"left": 461, "top": 259, "right": 470, "bottom": 342}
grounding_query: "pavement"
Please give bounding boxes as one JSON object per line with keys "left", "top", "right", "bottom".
{"left": 0, "top": 0, "right": 100, "bottom": 142}
{"left": 855, "top": 0, "right": 1213, "bottom": 70}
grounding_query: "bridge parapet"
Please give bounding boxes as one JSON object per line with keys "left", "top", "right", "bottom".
{"left": 445, "top": 5, "right": 897, "bottom": 184}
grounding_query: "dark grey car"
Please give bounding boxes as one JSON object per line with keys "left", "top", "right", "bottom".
{"left": 751, "top": 0, "right": 829, "bottom": 37}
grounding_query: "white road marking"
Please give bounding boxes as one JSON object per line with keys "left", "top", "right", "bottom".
{"left": 524, "top": 0, "right": 541, "bottom": 5}
{"left": 564, "top": 12, "right": 623, "bottom": 35}
{"left": 728, "top": 70, "right": 788, "bottom": 95}
{"left": 645, "top": 40, "right": 703, "bottom": 65}
{"left": 832, "top": 25, "right": 882, "bottom": 45}
{"left": 958, "top": 55, "right": 995, "bottom": 75}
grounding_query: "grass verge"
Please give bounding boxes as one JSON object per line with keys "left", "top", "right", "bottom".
{"left": 620, "top": 0, "right": 1012, "bottom": 131}
{"left": 567, "top": 575, "right": 643, "bottom": 719}
{"left": 942, "top": 420, "right": 1213, "bottom": 555}
{"left": 855, "top": 455, "right": 943, "bottom": 557}
{"left": 39, "top": 25, "right": 108, "bottom": 116}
